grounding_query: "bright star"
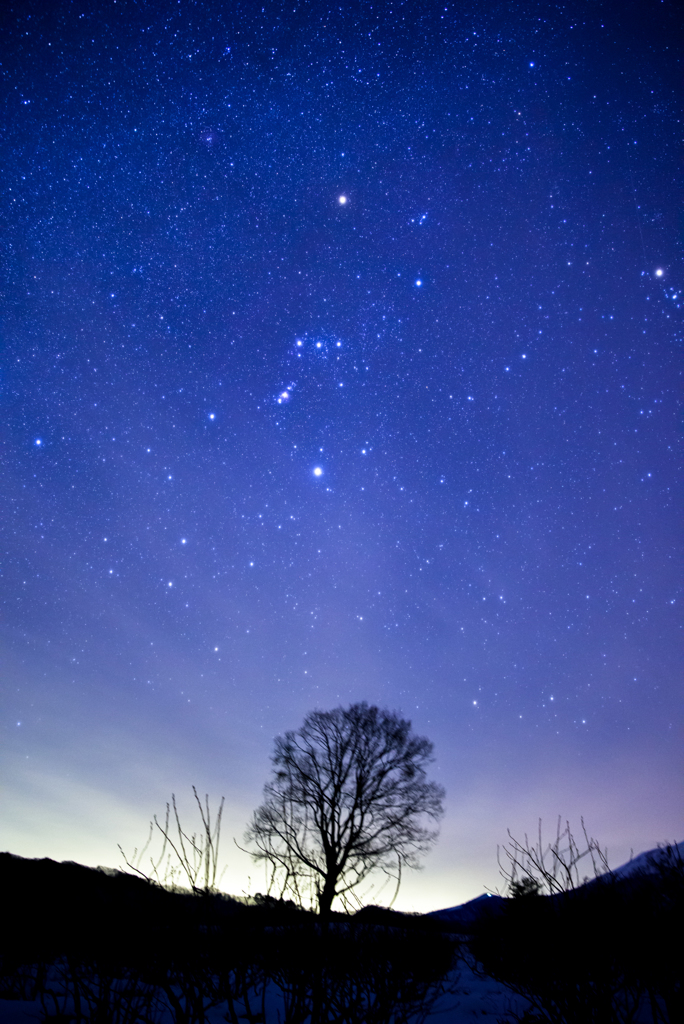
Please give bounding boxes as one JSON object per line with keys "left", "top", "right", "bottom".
{"left": 313, "top": 466, "right": 323, "bottom": 477}
{"left": 35, "top": 439, "right": 42, "bottom": 446}
{"left": 415, "top": 279, "right": 422, "bottom": 287}
{"left": 209, "top": 413, "right": 215, "bottom": 420}
{"left": 655, "top": 268, "right": 664, "bottom": 277}
{"left": 338, "top": 195, "right": 347, "bottom": 204}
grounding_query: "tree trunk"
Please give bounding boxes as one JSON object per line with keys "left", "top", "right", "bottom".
{"left": 318, "top": 874, "right": 337, "bottom": 917}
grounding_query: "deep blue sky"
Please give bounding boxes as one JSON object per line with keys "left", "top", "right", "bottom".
{"left": 2, "top": 0, "right": 681, "bottom": 910}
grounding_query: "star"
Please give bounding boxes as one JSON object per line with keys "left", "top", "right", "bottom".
{"left": 338, "top": 195, "right": 347, "bottom": 205}
{"left": 313, "top": 466, "right": 323, "bottom": 477}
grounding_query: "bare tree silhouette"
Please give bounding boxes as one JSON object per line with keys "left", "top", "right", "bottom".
{"left": 245, "top": 702, "right": 444, "bottom": 915}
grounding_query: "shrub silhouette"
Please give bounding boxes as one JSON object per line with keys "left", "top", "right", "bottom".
{"left": 118, "top": 787, "right": 225, "bottom": 895}
{"left": 470, "top": 832, "right": 683, "bottom": 1024}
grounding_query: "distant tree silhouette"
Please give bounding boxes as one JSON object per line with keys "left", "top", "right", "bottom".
{"left": 245, "top": 702, "right": 445, "bottom": 916}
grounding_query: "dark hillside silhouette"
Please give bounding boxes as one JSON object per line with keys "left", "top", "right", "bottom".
{"left": 2, "top": 839, "right": 680, "bottom": 1023}
{"left": 0, "top": 852, "right": 455, "bottom": 1024}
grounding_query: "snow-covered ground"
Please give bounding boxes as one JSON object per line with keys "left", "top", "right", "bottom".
{"left": 0, "top": 969, "right": 528, "bottom": 1024}
{"left": 418, "top": 960, "right": 528, "bottom": 1022}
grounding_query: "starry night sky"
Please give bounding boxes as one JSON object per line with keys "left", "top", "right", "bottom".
{"left": 2, "top": 0, "right": 681, "bottom": 911}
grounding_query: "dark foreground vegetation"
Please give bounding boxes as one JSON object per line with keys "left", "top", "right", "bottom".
{"left": 0, "top": 853, "right": 455, "bottom": 1024}
{"left": 467, "top": 841, "right": 683, "bottom": 1024}
{"left": 1, "top": 843, "right": 681, "bottom": 1023}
